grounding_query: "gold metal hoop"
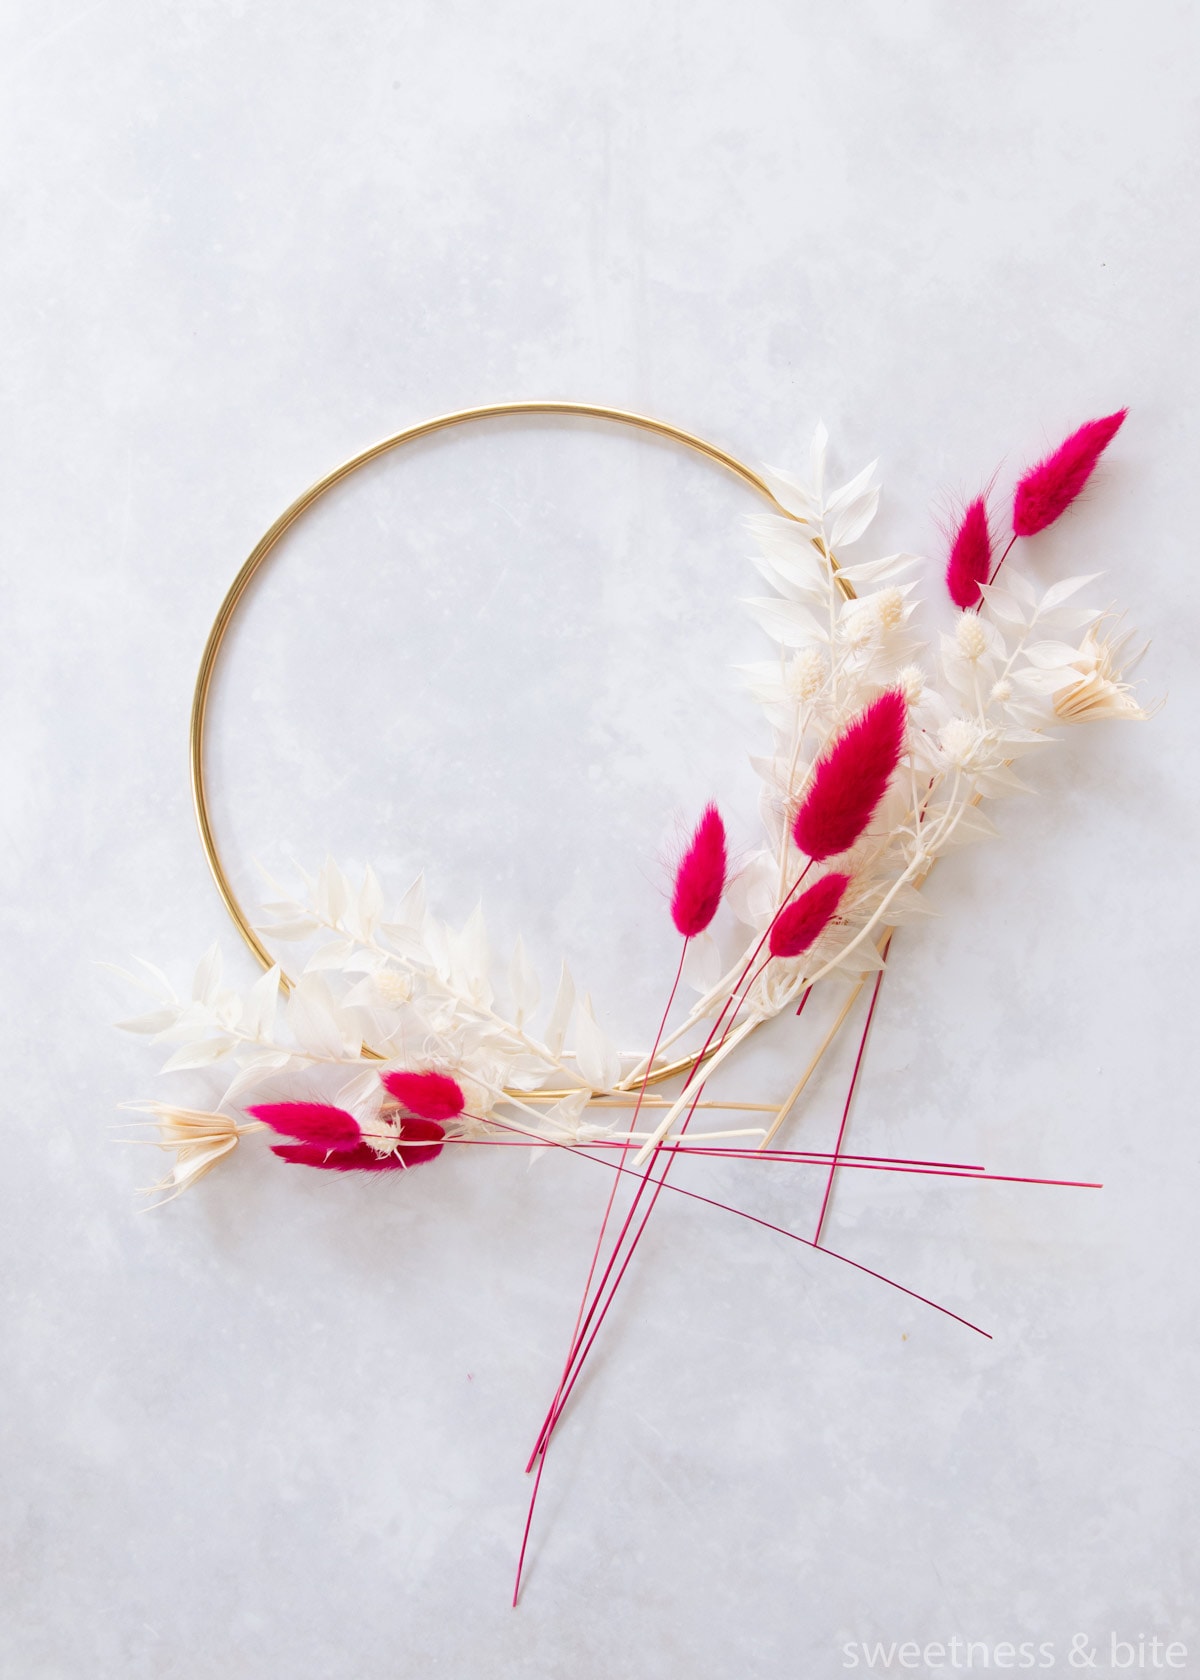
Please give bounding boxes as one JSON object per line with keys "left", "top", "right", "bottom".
{"left": 189, "top": 400, "right": 846, "bottom": 1089}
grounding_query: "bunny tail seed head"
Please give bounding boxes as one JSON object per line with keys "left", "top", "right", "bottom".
{"left": 380, "top": 1069, "right": 465, "bottom": 1121}
{"left": 272, "top": 1121, "right": 445, "bottom": 1173}
{"left": 945, "top": 496, "right": 993, "bottom": 610}
{"left": 769, "top": 872, "right": 851, "bottom": 959}
{"left": 670, "top": 803, "right": 728, "bottom": 938}
{"left": 246, "top": 1101, "right": 362, "bottom": 1151}
{"left": 792, "top": 690, "right": 907, "bottom": 861}
{"left": 1012, "top": 409, "right": 1127, "bottom": 537}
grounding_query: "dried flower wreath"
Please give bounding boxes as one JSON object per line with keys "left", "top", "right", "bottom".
{"left": 116, "top": 401, "right": 1148, "bottom": 1600}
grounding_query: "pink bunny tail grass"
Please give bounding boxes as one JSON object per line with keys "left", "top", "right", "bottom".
{"left": 945, "top": 496, "right": 993, "bottom": 610}
{"left": 380, "top": 1069, "right": 465, "bottom": 1121}
{"left": 272, "top": 1119, "right": 446, "bottom": 1172}
{"left": 792, "top": 689, "right": 907, "bottom": 861}
{"left": 1012, "top": 409, "right": 1127, "bottom": 537}
{"left": 246, "top": 1101, "right": 362, "bottom": 1151}
{"left": 670, "top": 803, "right": 728, "bottom": 937}
{"left": 769, "top": 872, "right": 850, "bottom": 958}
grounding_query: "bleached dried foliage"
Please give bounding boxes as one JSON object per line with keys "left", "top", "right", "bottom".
{"left": 118, "top": 423, "right": 1147, "bottom": 1196}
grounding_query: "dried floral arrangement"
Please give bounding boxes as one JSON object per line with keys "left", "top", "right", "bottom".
{"left": 117, "top": 405, "right": 1148, "bottom": 1601}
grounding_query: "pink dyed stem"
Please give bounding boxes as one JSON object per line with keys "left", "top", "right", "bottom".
{"left": 453, "top": 1132, "right": 1099, "bottom": 1190}
{"left": 812, "top": 966, "right": 887, "bottom": 1247}
{"left": 535, "top": 943, "right": 870, "bottom": 1454}
{"left": 509, "top": 1128, "right": 994, "bottom": 1606}
{"left": 683, "top": 861, "right": 815, "bottom": 1089}
{"left": 512, "top": 1440, "right": 550, "bottom": 1608}
{"left": 542, "top": 1141, "right": 992, "bottom": 1450}
{"left": 526, "top": 943, "right": 687, "bottom": 1475}
{"left": 480, "top": 1112, "right": 999, "bottom": 1327}
{"left": 441, "top": 1137, "right": 987, "bottom": 1172}
{"left": 561, "top": 948, "right": 688, "bottom": 1390}
{"left": 988, "top": 532, "right": 1018, "bottom": 585}
{"left": 525, "top": 871, "right": 815, "bottom": 1471}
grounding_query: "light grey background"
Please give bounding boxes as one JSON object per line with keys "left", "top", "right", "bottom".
{"left": 2, "top": 3, "right": 1196, "bottom": 1676}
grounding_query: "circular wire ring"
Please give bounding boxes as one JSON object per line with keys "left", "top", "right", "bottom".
{"left": 189, "top": 400, "right": 848, "bottom": 1088}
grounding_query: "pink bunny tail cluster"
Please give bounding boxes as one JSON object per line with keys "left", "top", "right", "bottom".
{"left": 251, "top": 1093, "right": 447, "bottom": 1172}
{"left": 670, "top": 803, "right": 728, "bottom": 937}
{"left": 272, "top": 1119, "right": 446, "bottom": 1173}
{"left": 945, "top": 496, "right": 993, "bottom": 609}
{"left": 380, "top": 1069, "right": 466, "bottom": 1121}
{"left": 1012, "top": 409, "right": 1127, "bottom": 537}
{"left": 792, "top": 690, "right": 907, "bottom": 861}
{"left": 769, "top": 872, "right": 850, "bottom": 959}
{"left": 247, "top": 1101, "right": 362, "bottom": 1151}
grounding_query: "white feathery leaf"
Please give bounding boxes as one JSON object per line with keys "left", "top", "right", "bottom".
{"left": 573, "top": 994, "right": 621, "bottom": 1091}
{"left": 287, "top": 972, "right": 357, "bottom": 1059}
{"left": 336, "top": 1067, "right": 386, "bottom": 1118}
{"left": 1012, "top": 666, "right": 1075, "bottom": 695}
{"left": 760, "top": 465, "right": 819, "bottom": 521}
{"left": 316, "top": 858, "right": 350, "bottom": 926}
{"left": 725, "top": 850, "right": 776, "bottom": 928}
{"left": 829, "top": 485, "right": 881, "bottom": 548}
{"left": 824, "top": 459, "right": 879, "bottom": 516}
{"left": 161, "top": 1035, "right": 237, "bottom": 1073}
{"left": 379, "top": 922, "right": 430, "bottom": 963}
{"left": 1024, "top": 641, "right": 1085, "bottom": 669}
{"left": 220, "top": 1053, "right": 293, "bottom": 1107}
{"left": 509, "top": 936, "right": 540, "bottom": 1027}
{"left": 393, "top": 873, "right": 426, "bottom": 928}
{"left": 133, "top": 957, "right": 178, "bottom": 998}
{"left": 421, "top": 916, "right": 452, "bottom": 982}
{"left": 1006, "top": 569, "right": 1039, "bottom": 609}
{"left": 258, "top": 916, "right": 319, "bottom": 941}
{"left": 749, "top": 551, "right": 826, "bottom": 605}
{"left": 978, "top": 584, "right": 1028, "bottom": 626}
{"left": 117, "top": 1008, "right": 181, "bottom": 1035}
{"left": 681, "top": 930, "right": 723, "bottom": 993}
{"left": 191, "top": 944, "right": 222, "bottom": 1007}
{"left": 242, "top": 965, "right": 280, "bottom": 1040}
{"left": 544, "top": 1088, "right": 591, "bottom": 1130}
{"left": 544, "top": 961, "right": 575, "bottom": 1057}
{"left": 882, "top": 883, "right": 937, "bottom": 921}
{"left": 1039, "top": 574, "right": 1101, "bottom": 613}
{"left": 834, "top": 552, "right": 918, "bottom": 585}
{"left": 453, "top": 904, "right": 492, "bottom": 1008}
{"left": 304, "top": 937, "right": 359, "bottom": 973}
{"left": 743, "top": 596, "right": 827, "bottom": 648}
{"left": 357, "top": 865, "right": 385, "bottom": 938}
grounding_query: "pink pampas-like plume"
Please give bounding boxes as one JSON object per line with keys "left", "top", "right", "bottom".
{"left": 380, "top": 1069, "right": 465, "bottom": 1122}
{"left": 246, "top": 1101, "right": 362, "bottom": 1151}
{"left": 670, "top": 804, "right": 728, "bottom": 937}
{"left": 792, "top": 690, "right": 907, "bottom": 862}
{"left": 273, "top": 1118, "right": 446, "bottom": 1173}
{"left": 1012, "top": 410, "right": 1127, "bottom": 537}
{"left": 945, "top": 496, "right": 993, "bottom": 610}
{"left": 769, "top": 872, "right": 850, "bottom": 959}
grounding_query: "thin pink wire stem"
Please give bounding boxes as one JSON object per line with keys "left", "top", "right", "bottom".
{"left": 988, "top": 532, "right": 1018, "bottom": 585}
{"left": 522, "top": 880, "right": 813, "bottom": 1474}
{"left": 539, "top": 1143, "right": 993, "bottom": 1461}
{"left": 439, "top": 1137, "right": 987, "bottom": 1172}
{"left": 813, "top": 966, "right": 887, "bottom": 1247}
{"left": 556, "top": 946, "right": 688, "bottom": 1397}
{"left": 508, "top": 1127, "right": 996, "bottom": 1604}
{"left": 450, "top": 1133, "right": 1100, "bottom": 1190}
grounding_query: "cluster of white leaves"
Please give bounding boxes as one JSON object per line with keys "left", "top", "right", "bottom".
{"left": 118, "top": 854, "right": 632, "bottom": 1164}
{"left": 121, "top": 423, "right": 1147, "bottom": 1193}
{"left": 661, "top": 424, "right": 1147, "bottom": 1059}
